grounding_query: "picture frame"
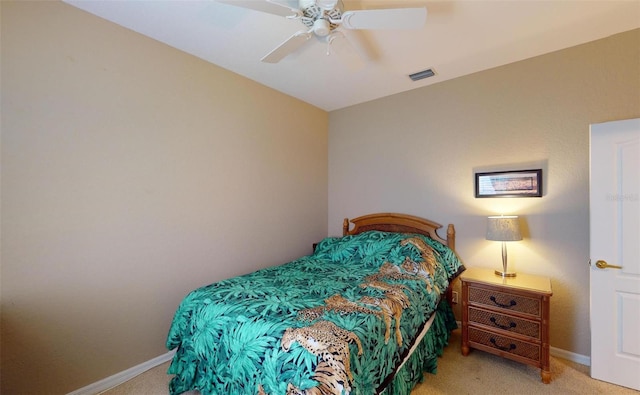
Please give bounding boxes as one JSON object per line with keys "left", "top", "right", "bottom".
{"left": 475, "top": 169, "right": 542, "bottom": 198}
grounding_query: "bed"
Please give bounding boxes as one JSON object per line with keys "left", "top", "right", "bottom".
{"left": 166, "top": 213, "right": 466, "bottom": 395}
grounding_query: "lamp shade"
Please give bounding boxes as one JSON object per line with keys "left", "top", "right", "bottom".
{"left": 486, "top": 216, "right": 522, "bottom": 241}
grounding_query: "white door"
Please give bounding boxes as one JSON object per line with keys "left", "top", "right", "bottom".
{"left": 589, "top": 118, "right": 640, "bottom": 390}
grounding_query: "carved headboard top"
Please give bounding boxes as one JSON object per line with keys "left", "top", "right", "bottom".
{"left": 343, "top": 212, "right": 455, "bottom": 250}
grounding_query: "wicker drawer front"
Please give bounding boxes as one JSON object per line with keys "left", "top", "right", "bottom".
{"left": 468, "top": 286, "right": 541, "bottom": 317}
{"left": 469, "top": 327, "right": 540, "bottom": 363}
{"left": 468, "top": 307, "right": 541, "bottom": 339}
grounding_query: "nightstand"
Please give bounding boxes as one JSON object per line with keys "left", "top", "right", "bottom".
{"left": 460, "top": 267, "right": 553, "bottom": 383}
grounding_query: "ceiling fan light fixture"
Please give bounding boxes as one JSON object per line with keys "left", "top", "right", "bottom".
{"left": 313, "top": 18, "right": 331, "bottom": 36}
{"left": 409, "top": 68, "right": 436, "bottom": 81}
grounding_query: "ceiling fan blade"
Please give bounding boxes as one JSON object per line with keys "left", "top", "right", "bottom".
{"left": 261, "top": 31, "right": 313, "bottom": 63}
{"left": 327, "top": 32, "right": 365, "bottom": 71}
{"left": 340, "top": 7, "right": 427, "bottom": 30}
{"left": 216, "top": 0, "right": 301, "bottom": 18}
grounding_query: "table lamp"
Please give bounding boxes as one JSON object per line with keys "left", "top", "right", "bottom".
{"left": 486, "top": 215, "right": 522, "bottom": 277}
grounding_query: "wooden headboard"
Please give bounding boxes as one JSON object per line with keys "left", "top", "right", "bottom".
{"left": 343, "top": 212, "right": 455, "bottom": 251}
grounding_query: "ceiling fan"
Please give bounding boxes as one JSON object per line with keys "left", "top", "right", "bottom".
{"left": 217, "top": 0, "right": 427, "bottom": 69}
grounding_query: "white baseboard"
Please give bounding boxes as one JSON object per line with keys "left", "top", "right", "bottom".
{"left": 67, "top": 349, "right": 176, "bottom": 395}
{"left": 551, "top": 346, "right": 591, "bottom": 366}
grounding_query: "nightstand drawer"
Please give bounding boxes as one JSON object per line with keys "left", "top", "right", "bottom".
{"left": 468, "top": 306, "right": 541, "bottom": 338}
{"left": 468, "top": 286, "right": 541, "bottom": 317}
{"left": 469, "top": 327, "right": 541, "bottom": 363}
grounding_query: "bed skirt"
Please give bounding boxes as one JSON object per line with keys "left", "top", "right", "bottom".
{"left": 379, "top": 299, "right": 457, "bottom": 395}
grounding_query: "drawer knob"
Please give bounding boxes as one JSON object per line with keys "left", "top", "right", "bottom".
{"left": 490, "top": 316, "right": 517, "bottom": 330}
{"left": 490, "top": 296, "right": 517, "bottom": 309}
{"left": 490, "top": 337, "right": 516, "bottom": 352}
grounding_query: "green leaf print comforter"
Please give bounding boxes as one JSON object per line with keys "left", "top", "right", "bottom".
{"left": 166, "top": 231, "right": 465, "bottom": 395}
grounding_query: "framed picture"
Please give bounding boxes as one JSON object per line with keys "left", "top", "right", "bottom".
{"left": 475, "top": 169, "right": 542, "bottom": 198}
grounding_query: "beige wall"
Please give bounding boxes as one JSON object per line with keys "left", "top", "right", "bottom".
{"left": 1, "top": 2, "right": 327, "bottom": 394}
{"left": 2, "top": 0, "right": 639, "bottom": 392}
{"left": 329, "top": 29, "right": 640, "bottom": 357}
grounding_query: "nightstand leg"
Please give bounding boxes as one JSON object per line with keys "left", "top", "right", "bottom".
{"left": 541, "top": 369, "right": 551, "bottom": 384}
{"left": 461, "top": 281, "right": 469, "bottom": 356}
{"left": 461, "top": 344, "right": 470, "bottom": 356}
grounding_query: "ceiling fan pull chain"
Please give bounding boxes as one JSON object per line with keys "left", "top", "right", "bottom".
{"left": 326, "top": 34, "right": 336, "bottom": 56}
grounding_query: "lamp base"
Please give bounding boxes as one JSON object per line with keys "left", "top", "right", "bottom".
{"left": 495, "top": 269, "right": 516, "bottom": 277}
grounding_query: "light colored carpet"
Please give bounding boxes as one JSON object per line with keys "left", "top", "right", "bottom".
{"left": 102, "top": 329, "right": 638, "bottom": 394}
{"left": 412, "top": 330, "right": 637, "bottom": 395}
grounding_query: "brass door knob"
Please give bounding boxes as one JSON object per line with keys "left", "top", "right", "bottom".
{"left": 595, "top": 260, "right": 622, "bottom": 270}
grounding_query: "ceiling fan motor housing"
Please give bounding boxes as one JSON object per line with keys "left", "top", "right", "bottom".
{"left": 299, "top": 0, "right": 342, "bottom": 36}
{"left": 300, "top": 0, "right": 339, "bottom": 11}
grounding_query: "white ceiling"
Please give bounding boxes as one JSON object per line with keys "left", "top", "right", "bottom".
{"left": 64, "top": 0, "right": 640, "bottom": 111}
